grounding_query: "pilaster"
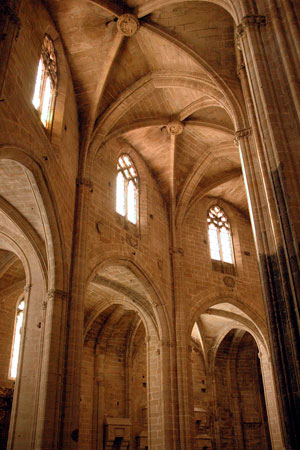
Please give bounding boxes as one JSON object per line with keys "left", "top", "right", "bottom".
{"left": 35, "top": 289, "right": 68, "bottom": 449}
{"left": 236, "top": 19, "right": 300, "bottom": 445}
{"left": 61, "top": 178, "right": 93, "bottom": 449}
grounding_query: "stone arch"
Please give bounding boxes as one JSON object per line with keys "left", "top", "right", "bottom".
{"left": 86, "top": 255, "right": 173, "bottom": 344}
{"left": 188, "top": 293, "right": 268, "bottom": 340}
{"left": 0, "top": 223, "right": 48, "bottom": 448}
{"left": 212, "top": 329, "right": 280, "bottom": 449}
{"left": 0, "top": 148, "right": 68, "bottom": 448}
{"left": 135, "top": 0, "right": 253, "bottom": 24}
{"left": 0, "top": 145, "right": 66, "bottom": 290}
{"left": 189, "top": 297, "right": 283, "bottom": 450}
{"left": 87, "top": 67, "right": 247, "bottom": 178}
{"left": 82, "top": 257, "right": 176, "bottom": 449}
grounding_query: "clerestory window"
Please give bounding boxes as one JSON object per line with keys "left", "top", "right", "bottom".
{"left": 9, "top": 298, "right": 25, "bottom": 379}
{"left": 32, "top": 34, "right": 57, "bottom": 130}
{"left": 207, "top": 205, "right": 235, "bottom": 275}
{"left": 116, "top": 154, "right": 139, "bottom": 224}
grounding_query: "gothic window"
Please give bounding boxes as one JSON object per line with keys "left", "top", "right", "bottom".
{"left": 32, "top": 34, "right": 57, "bottom": 130}
{"left": 116, "top": 154, "right": 138, "bottom": 224}
{"left": 9, "top": 299, "right": 25, "bottom": 379}
{"left": 207, "top": 205, "right": 235, "bottom": 275}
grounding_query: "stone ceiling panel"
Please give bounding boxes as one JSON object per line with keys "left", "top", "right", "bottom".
{"left": 136, "top": 26, "right": 209, "bottom": 75}
{"left": 189, "top": 106, "right": 234, "bottom": 130}
{"left": 97, "top": 34, "right": 151, "bottom": 119}
{"left": 0, "top": 160, "right": 46, "bottom": 242}
{"left": 149, "top": 1, "right": 236, "bottom": 79}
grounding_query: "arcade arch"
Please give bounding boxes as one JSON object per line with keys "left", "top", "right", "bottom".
{"left": 81, "top": 261, "right": 176, "bottom": 450}
{"left": 0, "top": 156, "right": 66, "bottom": 449}
{"left": 190, "top": 301, "right": 283, "bottom": 450}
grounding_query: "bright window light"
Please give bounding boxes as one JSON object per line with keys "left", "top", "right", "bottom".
{"left": 32, "top": 58, "right": 43, "bottom": 109}
{"left": 32, "top": 35, "right": 57, "bottom": 130}
{"left": 207, "top": 205, "right": 234, "bottom": 266}
{"left": 220, "top": 227, "right": 233, "bottom": 263}
{"left": 208, "top": 223, "right": 221, "bottom": 260}
{"left": 10, "top": 300, "right": 25, "bottom": 379}
{"left": 127, "top": 180, "right": 136, "bottom": 224}
{"left": 116, "top": 171, "right": 126, "bottom": 216}
{"left": 116, "top": 154, "right": 138, "bottom": 224}
{"left": 41, "top": 76, "right": 52, "bottom": 127}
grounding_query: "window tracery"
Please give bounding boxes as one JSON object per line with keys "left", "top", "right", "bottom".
{"left": 207, "top": 205, "right": 235, "bottom": 274}
{"left": 32, "top": 34, "right": 57, "bottom": 130}
{"left": 116, "top": 154, "right": 138, "bottom": 224}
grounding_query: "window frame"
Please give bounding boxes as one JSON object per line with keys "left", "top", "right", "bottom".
{"left": 8, "top": 296, "right": 25, "bottom": 380}
{"left": 32, "top": 34, "right": 58, "bottom": 132}
{"left": 116, "top": 153, "right": 139, "bottom": 226}
{"left": 207, "top": 205, "right": 235, "bottom": 275}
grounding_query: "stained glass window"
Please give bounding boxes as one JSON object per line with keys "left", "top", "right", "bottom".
{"left": 32, "top": 35, "right": 57, "bottom": 130}
{"left": 207, "top": 205, "right": 234, "bottom": 266}
{"left": 9, "top": 299, "right": 25, "bottom": 379}
{"left": 116, "top": 154, "right": 138, "bottom": 224}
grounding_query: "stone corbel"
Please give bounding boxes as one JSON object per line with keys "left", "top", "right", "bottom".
{"left": 76, "top": 177, "right": 93, "bottom": 192}
{"left": 169, "top": 247, "right": 184, "bottom": 255}
{"left": 234, "top": 127, "right": 252, "bottom": 147}
{"left": 23, "top": 284, "right": 32, "bottom": 294}
{"left": 237, "top": 14, "right": 266, "bottom": 40}
{"left": 42, "top": 289, "right": 68, "bottom": 310}
{"left": 236, "top": 61, "right": 246, "bottom": 79}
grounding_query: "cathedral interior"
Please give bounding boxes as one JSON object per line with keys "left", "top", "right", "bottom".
{"left": 0, "top": 0, "right": 299, "bottom": 449}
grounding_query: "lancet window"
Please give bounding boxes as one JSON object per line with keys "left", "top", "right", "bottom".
{"left": 9, "top": 299, "right": 25, "bottom": 379}
{"left": 116, "top": 154, "right": 138, "bottom": 224}
{"left": 32, "top": 34, "right": 57, "bottom": 130}
{"left": 207, "top": 205, "right": 235, "bottom": 274}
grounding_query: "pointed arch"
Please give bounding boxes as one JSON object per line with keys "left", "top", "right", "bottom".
{"left": 0, "top": 145, "right": 66, "bottom": 290}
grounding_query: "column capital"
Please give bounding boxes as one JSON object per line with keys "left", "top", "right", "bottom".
{"left": 237, "top": 61, "right": 246, "bottom": 78}
{"left": 76, "top": 177, "right": 93, "bottom": 192}
{"left": 23, "top": 284, "right": 32, "bottom": 294}
{"left": 237, "top": 15, "right": 266, "bottom": 38}
{"left": 234, "top": 127, "right": 252, "bottom": 146}
{"left": 42, "top": 289, "right": 68, "bottom": 309}
{"left": 160, "top": 339, "right": 174, "bottom": 348}
{"left": 169, "top": 246, "right": 184, "bottom": 255}
{"left": 117, "top": 14, "right": 140, "bottom": 37}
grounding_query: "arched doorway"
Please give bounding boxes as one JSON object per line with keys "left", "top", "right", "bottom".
{"left": 215, "top": 329, "right": 271, "bottom": 449}
{"left": 190, "top": 301, "right": 283, "bottom": 450}
{"left": 0, "top": 155, "right": 65, "bottom": 449}
{"left": 80, "top": 262, "right": 174, "bottom": 450}
{"left": 81, "top": 304, "right": 148, "bottom": 450}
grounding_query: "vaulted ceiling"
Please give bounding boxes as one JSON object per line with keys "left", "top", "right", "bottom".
{"left": 44, "top": 0, "right": 249, "bottom": 218}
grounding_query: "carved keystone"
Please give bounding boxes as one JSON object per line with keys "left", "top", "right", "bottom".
{"left": 167, "top": 120, "right": 184, "bottom": 135}
{"left": 117, "top": 14, "right": 139, "bottom": 37}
